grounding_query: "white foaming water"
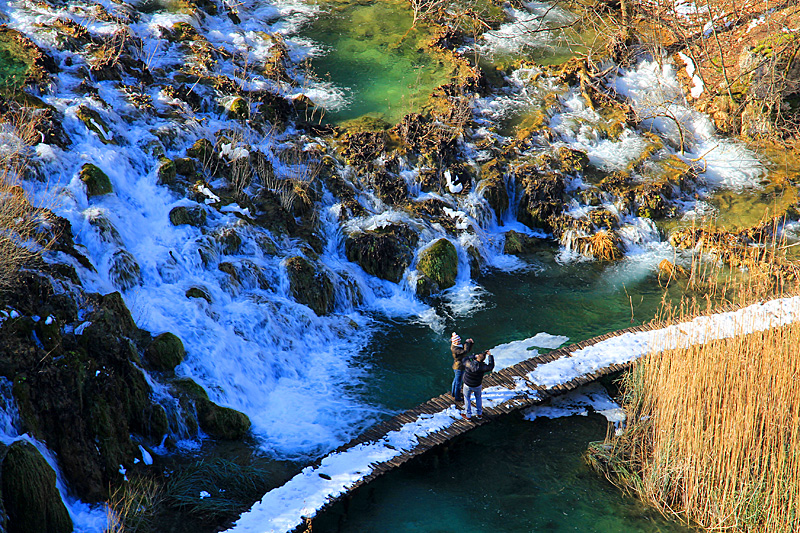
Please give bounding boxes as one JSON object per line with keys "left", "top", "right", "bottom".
{"left": 476, "top": 2, "right": 577, "bottom": 58}
{"left": 612, "top": 59, "right": 764, "bottom": 190}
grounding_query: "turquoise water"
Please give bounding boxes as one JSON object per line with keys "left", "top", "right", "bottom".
{"left": 315, "top": 414, "right": 695, "bottom": 532}
{"left": 302, "top": 0, "right": 453, "bottom": 125}
{"left": 356, "top": 251, "right": 673, "bottom": 411}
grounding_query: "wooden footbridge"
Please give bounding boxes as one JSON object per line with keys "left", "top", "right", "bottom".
{"left": 226, "top": 297, "right": 800, "bottom": 533}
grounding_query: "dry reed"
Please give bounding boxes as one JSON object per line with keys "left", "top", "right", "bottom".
{"left": 588, "top": 215, "right": 800, "bottom": 532}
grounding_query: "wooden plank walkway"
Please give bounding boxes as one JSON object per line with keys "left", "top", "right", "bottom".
{"left": 229, "top": 299, "right": 775, "bottom": 533}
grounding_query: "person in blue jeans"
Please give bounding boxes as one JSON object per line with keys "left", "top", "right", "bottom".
{"left": 450, "top": 332, "right": 473, "bottom": 404}
{"left": 462, "top": 350, "right": 494, "bottom": 420}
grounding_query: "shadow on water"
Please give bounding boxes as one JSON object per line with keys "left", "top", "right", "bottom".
{"left": 314, "top": 414, "right": 697, "bottom": 532}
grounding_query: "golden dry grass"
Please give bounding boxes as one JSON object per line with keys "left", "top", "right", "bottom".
{"left": 0, "top": 104, "right": 56, "bottom": 289}
{"left": 589, "top": 217, "right": 800, "bottom": 532}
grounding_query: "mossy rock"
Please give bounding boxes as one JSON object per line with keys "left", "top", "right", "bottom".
{"left": 0, "top": 27, "right": 54, "bottom": 92}
{"left": 416, "top": 238, "right": 458, "bottom": 290}
{"left": 227, "top": 96, "right": 249, "bottom": 119}
{"left": 213, "top": 227, "right": 242, "bottom": 255}
{"left": 187, "top": 138, "right": 215, "bottom": 164}
{"left": 186, "top": 286, "right": 212, "bottom": 303}
{"left": 477, "top": 173, "right": 509, "bottom": 221}
{"left": 108, "top": 248, "right": 142, "bottom": 290}
{"left": 169, "top": 205, "right": 207, "bottom": 227}
{"left": 2, "top": 441, "right": 72, "bottom": 533}
{"left": 76, "top": 105, "right": 115, "bottom": 144}
{"left": 174, "top": 157, "right": 196, "bottom": 178}
{"left": 285, "top": 256, "right": 334, "bottom": 316}
{"left": 554, "top": 146, "right": 590, "bottom": 174}
{"left": 171, "top": 378, "right": 251, "bottom": 440}
{"left": 34, "top": 317, "right": 61, "bottom": 352}
{"left": 157, "top": 156, "right": 177, "bottom": 186}
{"left": 79, "top": 163, "right": 112, "bottom": 197}
{"left": 344, "top": 224, "right": 418, "bottom": 283}
{"left": 145, "top": 332, "right": 185, "bottom": 371}
{"left": 503, "top": 230, "right": 542, "bottom": 255}
{"left": 198, "top": 403, "right": 251, "bottom": 440}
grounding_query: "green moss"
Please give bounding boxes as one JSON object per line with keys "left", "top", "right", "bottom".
{"left": 503, "top": 230, "right": 542, "bottom": 255}
{"left": 2, "top": 441, "right": 72, "bottom": 533}
{"left": 169, "top": 205, "right": 207, "bottom": 227}
{"left": 76, "top": 105, "right": 115, "bottom": 144}
{"left": 186, "top": 286, "right": 212, "bottom": 303}
{"left": 79, "top": 163, "right": 113, "bottom": 197}
{"left": 145, "top": 332, "right": 185, "bottom": 371}
{"left": 197, "top": 403, "right": 251, "bottom": 440}
{"left": 285, "top": 256, "right": 334, "bottom": 315}
{"left": 157, "top": 156, "right": 177, "bottom": 186}
{"left": 416, "top": 238, "right": 458, "bottom": 290}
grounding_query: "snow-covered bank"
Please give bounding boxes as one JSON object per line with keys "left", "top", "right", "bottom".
{"left": 227, "top": 295, "right": 800, "bottom": 533}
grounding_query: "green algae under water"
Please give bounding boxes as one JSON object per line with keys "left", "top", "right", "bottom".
{"left": 315, "top": 414, "right": 695, "bottom": 533}
{"left": 302, "top": 0, "right": 454, "bottom": 125}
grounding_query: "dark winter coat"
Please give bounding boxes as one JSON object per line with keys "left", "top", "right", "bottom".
{"left": 451, "top": 339, "right": 474, "bottom": 370}
{"left": 463, "top": 353, "right": 494, "bottom": 388}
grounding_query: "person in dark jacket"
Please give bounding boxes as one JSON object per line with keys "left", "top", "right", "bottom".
{"left": 462, "top": 350, "right": 494, "bottom": 420}
{"left": 450, "top": 332, "right": 473, "bottom": 403}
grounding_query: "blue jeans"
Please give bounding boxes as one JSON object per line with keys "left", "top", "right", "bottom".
{"left": 463, "top": 384, "right": 482, "bottom": 418}
{"left": 451, "top": 369, "right": 464, "bottom": 401}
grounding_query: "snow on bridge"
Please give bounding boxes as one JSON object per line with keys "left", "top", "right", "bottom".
{"left": 227, "top": 296, "right": 800, "bottom": 533}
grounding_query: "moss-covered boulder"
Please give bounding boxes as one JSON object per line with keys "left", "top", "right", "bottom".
{"left": 174, "top": 157, "right": 196, "bottom": 178}
{"left": 345, "top": 224, "right": 419, "bottom": 283}
{"left": 145, "top": 332, "right": 185, "bottom": 371}
{"left": 169, "top": 205, "right": 207, "bottom": 227}
{"left": 515, "top": 167, "right": 566, "bottom": 232}
{"left": 76, "top": 105, "right": 114, "bottom": 144}
{"left": 503, "top": 230, "right": 542, "bottom": 255}
{"left": 0, "top": 27, "right": 55, "bottom": 91}
{"left": 285, "top": 256, "right": 334, "bottom": 316}
{"left": 416, "top": 238, "right": 458, "bottom": 291}
{"left": 157, "top": 156, "right": 177, "bottom": 186}
{"left": 79, "top": 163, "right": 112, "bottom": 197}
{"left": 186, "top": 286, "right": 212, "bottom": 303}
{"left": 108, "top": 248, "right": 142, "bottom": 290}
{"left": 171, "top": 378, "right": 251, "bottom": 440}
{"left": 477, "top": 163, "right": 509, "bottom": 221}
{"left": 187, "top": 138, "right": 215, "bottom": 165}
{"left": 2, "top": 441, "right": 72, "bottom": 533}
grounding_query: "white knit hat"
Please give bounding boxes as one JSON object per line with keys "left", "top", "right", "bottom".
{"left": 451, "top": 332, "right": 461, "bottom": 346}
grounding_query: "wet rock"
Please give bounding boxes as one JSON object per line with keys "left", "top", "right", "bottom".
{"left": 76, "top": 105, "right": 115, "bottom": 144}
{"left": 79, "top": 163, "right": 112, "bottom": 197}
{"left": 477, "top": 163, "right": 509, "bottom": 220}
{"left": 285, "top": 256, "right": 334, "bottom": 316}
{"left": 503, "top": 230, "right": 542, "bottom": 255}
{"left": 186, "top": 286, "right": 212, "bottom": 303}
{"left": 87, "top": 210, "right": 122, "bottom": 245}
{"left": 157, "top": 156, "right": 177, "bottom": 186}
{"left": 187, "top": 138, "right": 215, "bottom": 165}
{"left": 371, "top": 168, "right": 408, "bottom": 205}
{"left": 416, "top": 238, "right": 458, "bottom": 291}
{"left": 174, "top": 157, "right": 196, "bottom": 178}
{"left": 108, "top": 248, "right": 142, "bottom": 290}
{"left": 403, "top": 198, "right": 459, "bottom": 234}
{"left": 588, "top": 208, "right": 619, "bottom": 229}
{"left": 554, "top": 146, "right": 590, "bottom": 174}
{"left": 145, "top": 332, "right": 185, "bottom": 371}
{"left": 345, "top": 224, "right": 419, "bottom": 283}
{"left": 227, "top": 96, "right": 249, "bottom": 120}
{"left": 169, "top": 205, "right": 207, "bottom": 227}
{"left": 171, "top": 378, "right": 251, "bottom": 440}
{"left": 658, "top": 259, "right": 688, "bottom": 282}
{"left": 515, "top": 167, "right": 566, "bottom": 232}
{"left": 341, "top": 131, "right": 386, "bottom": 168}
{"left": 213, "top": 227, "right": 242, "bottom": 255}
{"left": 2, "top": 441, "right": 72, "bottom": 533}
